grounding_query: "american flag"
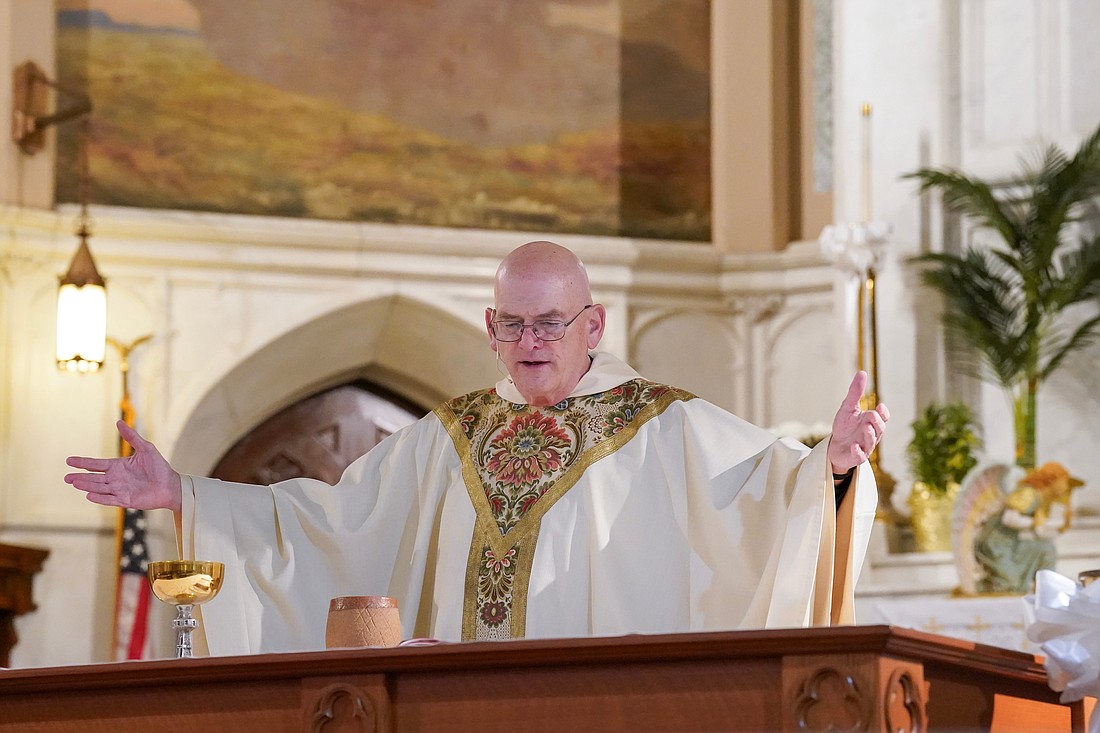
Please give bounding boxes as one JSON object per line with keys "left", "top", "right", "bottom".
{"left": 103, "top": 336, "right": 155, "bottom": 661}
{"left": 113, "top": 507, "right": 152, "bottom": 660}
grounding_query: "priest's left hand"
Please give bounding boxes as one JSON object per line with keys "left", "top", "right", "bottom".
{"left": 828, "top": 371, "right": 889, "bottom": 475}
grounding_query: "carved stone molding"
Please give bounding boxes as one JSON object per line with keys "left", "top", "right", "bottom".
{"left": 792, "top": 667, "right": 868, "bottom": 732}
{"left": 725, "top": 293, "right": 785, "bottom": 324}
{"left": 629, "top": 306, "right": 735, "bottom": 344}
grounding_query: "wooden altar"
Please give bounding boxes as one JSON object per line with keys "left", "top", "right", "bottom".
{"left": 0, "top": 542, "right": 49, "bottom": 668}
{"left": 0, "top": 625, "right": 1087, "bottom": 732}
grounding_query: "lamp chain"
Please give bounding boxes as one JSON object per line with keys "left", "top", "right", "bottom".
{"left": 76, "top": 116, "right": 92, "bottom": 243}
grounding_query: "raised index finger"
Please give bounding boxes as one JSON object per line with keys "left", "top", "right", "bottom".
{"left": 842, "top": 371, "right": 868, "bottom": 411}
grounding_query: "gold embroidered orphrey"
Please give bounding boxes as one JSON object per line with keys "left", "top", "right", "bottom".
{"left": 434, "top": 378, "right": 695, "bottom": 641}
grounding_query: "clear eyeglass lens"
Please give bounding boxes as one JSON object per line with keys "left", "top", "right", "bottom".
{"left": 492, "top": 305, "right": 591, "bottom": 342}
{"left": 493, "top": 321, "right": 566, "bottom": 341}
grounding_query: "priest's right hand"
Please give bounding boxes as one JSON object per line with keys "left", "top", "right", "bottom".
{"left": 65, "top": 420, "right": 183, "bottom": 513}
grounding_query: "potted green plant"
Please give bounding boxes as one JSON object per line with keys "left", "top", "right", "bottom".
{"left": 906, "top": 402, "right": 981, "bottom": 551}
{"left": 906, "top": 123, "right": 1100, "bottom": 469}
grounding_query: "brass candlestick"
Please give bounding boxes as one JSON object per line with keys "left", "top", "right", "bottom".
{"left": 860, "top": 265, "right": 898, "bottom": 519}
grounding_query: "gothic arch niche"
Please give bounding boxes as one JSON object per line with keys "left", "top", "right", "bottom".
{"left": 763, "top": 300, "right": 838, "bottom": 428}
{"left": 169, "top": 294, "right": 497, "bottom": 475}
{"left": 209, "top": 381, "right": 424, "bottom": 485}
{"left": 631, "top": 308, "right": 741, "bottom": 410}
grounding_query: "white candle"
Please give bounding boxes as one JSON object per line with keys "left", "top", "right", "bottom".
{"left": 861, "top": 102, "right": 872, "bottom": 222}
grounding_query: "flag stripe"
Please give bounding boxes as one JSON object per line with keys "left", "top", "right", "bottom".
{"left": 125, "top": 577, "right": 151, "bottom": 659}
{"left": 114, "top": 507, "right": 151, "bottom": 661}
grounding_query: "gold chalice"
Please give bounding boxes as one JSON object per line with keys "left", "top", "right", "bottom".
{"left": 147, "top": 560, "right": 224, "bottom": 659}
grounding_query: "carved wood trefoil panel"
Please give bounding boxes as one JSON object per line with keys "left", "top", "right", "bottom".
{"left": 306, "top": 681, "right": 392, "bottom": 733}
{"left": 793, "top": 667, "right": 868, "bottom": 732}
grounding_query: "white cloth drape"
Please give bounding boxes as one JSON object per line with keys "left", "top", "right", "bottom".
{"left": 1027, "top": 569, "right": 1100, "bottom": 733}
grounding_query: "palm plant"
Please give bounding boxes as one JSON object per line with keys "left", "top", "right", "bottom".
{"left": 906, "top": 122, "right": 1100, "bottom": 468}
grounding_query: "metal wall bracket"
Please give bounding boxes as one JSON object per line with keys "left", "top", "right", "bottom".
{"left": 12, "top": 60, "right": 92, "bottom": 155}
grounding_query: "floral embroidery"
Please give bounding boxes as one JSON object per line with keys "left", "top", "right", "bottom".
{"left": 604, "top": 405, "right": 641, "bottom": 437}
{"left": 480, "top": 602, "right": 506, "bottom": 626}
{"left": 439, "top": 377, "right": 694, "bottom": 640}
{"left": 477, "top": 548, "right": 514, "bottom": 598}
{"left": 473, "top": 540, "right": 522, "bottom": 638}
{"left": 486, "top": 412, "right": 571, "bottom": 488}
{"left": 484, "top": 546, "right": 515, "bottom": 574}
{"left": 602, "top": 382, "right": 676, "bottom": 438}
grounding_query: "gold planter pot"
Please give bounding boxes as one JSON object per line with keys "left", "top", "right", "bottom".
{"left": 908, "top": 481, "right": 960, "bottom": 552}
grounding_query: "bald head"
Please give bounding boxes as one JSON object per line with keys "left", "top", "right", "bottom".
{"left": 487, "top": 241, "right": 605, "bottom": 405}
{"left": 494, "top": 241, "right": 593, "bottom": 307}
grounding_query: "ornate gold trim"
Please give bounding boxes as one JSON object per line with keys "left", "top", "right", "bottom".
{"left": 461, "top": 518, "right": 489, "bottom": 641}
{"left": 436, "top": 388, "right": 691, "bottom": 557}
{"left": 437, "top": 386, "right": 693, "bottom": 640}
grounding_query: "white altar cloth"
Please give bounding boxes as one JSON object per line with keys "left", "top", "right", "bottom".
{"left": 859, "top": 595, "right": 1036, "bottom": 653}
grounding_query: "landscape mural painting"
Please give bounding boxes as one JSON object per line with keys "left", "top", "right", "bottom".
{"left": 56, "top": 0, "right": 711, "bottom": 241}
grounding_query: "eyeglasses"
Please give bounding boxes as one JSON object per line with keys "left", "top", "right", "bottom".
{"left": 490, "top": 304, "right": 594, "bottom": 342}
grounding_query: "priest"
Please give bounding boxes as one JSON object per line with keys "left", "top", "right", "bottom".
{"left": 66, "top": 240, "right": 889, "bottom": 655}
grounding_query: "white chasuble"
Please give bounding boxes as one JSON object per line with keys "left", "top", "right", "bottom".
{"left": 434, "top": 378, "right": 695, "bottom": 640}
{"left": 180, "top": 352, "right": 878, "bottom": 656}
